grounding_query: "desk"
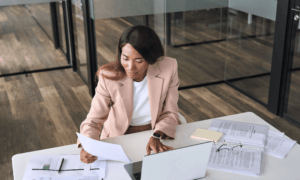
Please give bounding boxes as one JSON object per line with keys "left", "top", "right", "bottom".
{"left": 12, "top": 112, "right": 300, "bottom": 180}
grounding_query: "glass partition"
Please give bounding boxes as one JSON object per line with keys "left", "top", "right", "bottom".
{"left": 284, "top": 13, "right": 300, "bottom": 125}
{"left": 71, "top": 0, "right": 88, "bottom": 83}
{"left": 25, "top": 3, "right": 54, "bottom": 41}
{"left": 293, "top": 24, "right": 300, "bottom": 69}
{"left": 225, "top": 0, "right": 278, "bottom": 105}
{"left": 0, "top": 1, "right": 69, "bottom": 75}
{"left": 93, "top": 0, "right": 229, "bottom": 87}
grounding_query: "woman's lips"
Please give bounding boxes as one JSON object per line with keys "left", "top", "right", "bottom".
{"left": 127, "top": 71, "right": 138, "bottom": 76}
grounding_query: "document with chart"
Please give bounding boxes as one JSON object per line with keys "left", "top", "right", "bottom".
{"left": 23, "top": 155, "right": 106, "bottom": 180}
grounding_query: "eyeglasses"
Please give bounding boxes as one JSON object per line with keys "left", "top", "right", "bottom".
{"left": 215, "top": 143, "right": 243, "bottom": 157}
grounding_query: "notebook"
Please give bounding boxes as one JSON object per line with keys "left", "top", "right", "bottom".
{"left": 190, "top": 128, "right": 223, "bottom": 142}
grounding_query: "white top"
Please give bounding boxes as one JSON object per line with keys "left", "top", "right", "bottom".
{"left": 129, "top": 76, "right": 152, "bottom": 126}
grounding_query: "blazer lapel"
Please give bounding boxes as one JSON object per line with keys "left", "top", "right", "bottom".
{"left": 117, "top": 59, "right": 163, "bottom": 129}
{"left": 147, "top": 62, "right": 163, "bottom": 129}
{"left": 117, "top": 75, "right": 133, "bottom": 127}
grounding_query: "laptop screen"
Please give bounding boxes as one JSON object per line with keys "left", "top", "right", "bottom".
{"left": 124, "top": 141, "right": 213, "bottom": 180}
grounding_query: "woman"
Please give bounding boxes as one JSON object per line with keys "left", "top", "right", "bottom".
{"left": 78, "top": 25, "right": 180, "bottom": 164}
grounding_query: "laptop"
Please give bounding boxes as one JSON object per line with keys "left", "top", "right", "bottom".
{"left": 124, "top": 141, "right": 213, "bottom": 180}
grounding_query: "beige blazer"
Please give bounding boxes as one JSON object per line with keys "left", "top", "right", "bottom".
{"left": 77, "top": 56, "right": 180, "bottom": 147}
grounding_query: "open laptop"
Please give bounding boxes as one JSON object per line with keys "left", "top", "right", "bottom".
{"left": 124, "top": 141, "right": 213, "bottom": 180}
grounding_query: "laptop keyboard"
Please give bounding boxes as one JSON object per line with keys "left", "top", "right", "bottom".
{"left": 133, "top": 172, "right": 141, "bottom": 180}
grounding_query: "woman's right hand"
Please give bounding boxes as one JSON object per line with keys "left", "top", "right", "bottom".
{"left": 80, "top": 148, "right": 98, "bottom": 164}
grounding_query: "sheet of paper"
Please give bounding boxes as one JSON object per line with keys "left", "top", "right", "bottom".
{"left": 76, "top": 132, "right": 132, "bottom": 163}
{"left": 208, "top": 119, "right": 269, "bottom": 148}
{"left": 207, "top": 144, "right": 262, "bottom": 176}
{"left": 265, "top": 132, "right": 296, "bottom": 158}
{"left": 268, "top": 130, "right": 284, "bottom": 137}
{"left": 92, "top": 160, "right": 107, "bottom": 179}
{"left": 23, "top": 155, "right": 106, "bottom": 180}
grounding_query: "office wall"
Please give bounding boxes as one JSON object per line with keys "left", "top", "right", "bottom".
{"left": 0, "top": 0, "right": 59, "bottom": 6}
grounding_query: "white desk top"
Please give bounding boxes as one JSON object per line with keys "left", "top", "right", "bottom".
{"left": 12, "top": 112, "right": 300, "bottom": 180}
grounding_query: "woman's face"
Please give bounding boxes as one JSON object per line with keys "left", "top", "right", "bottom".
{"left": 121, "top": 43, "right": 149, "bottom": 82}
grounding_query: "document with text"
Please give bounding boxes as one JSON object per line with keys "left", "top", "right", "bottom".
{"left": 208, "top": 119, "right": 269, "bottom": 149}
{"left": 265, "top": 130, "right": 296, "bottom": 158}
{"left": 207, "top": 144, "right": 262, "bottom": 176}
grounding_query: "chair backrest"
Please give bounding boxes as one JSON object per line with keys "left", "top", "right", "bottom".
{"left": 178, "top": 112, "right": 187, "bottom": 124}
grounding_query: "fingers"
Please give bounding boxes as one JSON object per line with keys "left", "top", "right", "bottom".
{"left": 162, "top": 146, "right": 168, "bottom": 151}
{"left": 165, "top": 145, "right": 175, "bottom": 150}
{"left": 80, "top": 148, "right": 97, "bottom": 164}
{"left": 146, "top": 144, "right": 151, "bottom": 155}
{"left": 153, "top": 146, "right": 159, "bottom": 154}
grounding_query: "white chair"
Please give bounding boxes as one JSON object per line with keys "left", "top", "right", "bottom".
{"left": 178, "top": 112, "right": 187, "bottom": 124}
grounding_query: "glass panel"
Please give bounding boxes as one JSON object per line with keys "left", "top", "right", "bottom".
{"left": 284, "top": 17, "right": 300, "bottom": 123}
{"left": 58, "top": 1, "right": 67, "bottom": 54}
{"left": 26, "top": 3, "right": 54, "bottom": 41}
{"left": 225, "top": 0, "right": 278, "bottom": 105}
{"left": 93, "top": 0, "right": 229, "bottom": 87}
{"left": 293, "top": 24, "right": 300, "bottom": 69}
{"left": 0, "top": 3, "right": 68, "bottom": 75}
{"left": 71, "top": 0, "right": 88, "bottom": 83}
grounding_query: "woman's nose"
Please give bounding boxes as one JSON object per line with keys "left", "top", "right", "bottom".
{"left": 128, "top": 62, "right": 136, "bottom": 70}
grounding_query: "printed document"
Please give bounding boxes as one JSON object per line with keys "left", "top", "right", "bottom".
{"left": 207, "top": 144, "right": 262, "bottom": 176}
{"left": 208, "top": 119, "right": 269, "bottom": 148}
{"left": 76, "top": 132, "right": 132, "bottom": 163}
{"left": 23, "top": 155, "right": 106, "bottom": 180}
{"left": 265, "top": 130, "right": 296, "bottom": 158}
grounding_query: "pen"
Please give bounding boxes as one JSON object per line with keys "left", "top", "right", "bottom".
{"left": 58, "top": 158, "right": 64, "bottom": 174}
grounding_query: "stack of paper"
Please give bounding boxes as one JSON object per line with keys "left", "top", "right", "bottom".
{"left": 207, "top": 144, "right": 262, "bottom": 176}
{"left": 208, "top": 119, "right": 269, "bottom": 150}
{"left": 206, "top": 119, "right": 268, "bottom": 176}
{"left": 265, "top": 130, "right": 297, "bottom": 159}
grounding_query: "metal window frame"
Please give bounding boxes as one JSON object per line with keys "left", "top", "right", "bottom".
{"left": 268, "top": 0, "right": 295, "bottom": 115}
{"left": 82, "top": 0, "right": 98, "bottom": 96}
{"left": 66, "top": 0, "right": 77, "bottom": 71}
{"left": 50, "top": 2, "right": 60, "bottom": 49}
{"left": 62, "top": 1, "right": 71, "bottom": 64}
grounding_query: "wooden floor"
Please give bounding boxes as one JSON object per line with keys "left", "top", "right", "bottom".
{"left": 1, "top": 69, "right": 300, "bottom": 180}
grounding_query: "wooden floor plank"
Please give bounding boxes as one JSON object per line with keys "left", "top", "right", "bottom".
{"left": 0, "top": 161, "right": 13, "bottom": 180}
{"left": 178, "top": 94, "right": 210, "bottom": 122}
{"left": 53, "top": 81, "right": 88, "bottom": 130}
{"left": 190, "top": 87, "right": 241, "bottom": 115}
{"left": 39, "top": 86, "right": 79, "bottom": 145}
{"left": 72, "top": 85, "right": 92, "bottom": 112}
{"left": 0, "top": 77, "right": 4, "bottom": 91}
{"left": 29, "top": 102, "right": 61, "bottom": 149}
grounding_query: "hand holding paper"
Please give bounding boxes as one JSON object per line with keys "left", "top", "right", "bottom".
{"left": 76, "top": 132, "right": 132, "bottom": 163}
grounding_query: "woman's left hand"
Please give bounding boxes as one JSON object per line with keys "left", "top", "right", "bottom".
{"left": 146, "top": 137, "right": 174, "bottom": 155}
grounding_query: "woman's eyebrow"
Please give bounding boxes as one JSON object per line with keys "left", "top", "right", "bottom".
{"left": 122, "top": 54, "right": 143, "bottom": 59}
